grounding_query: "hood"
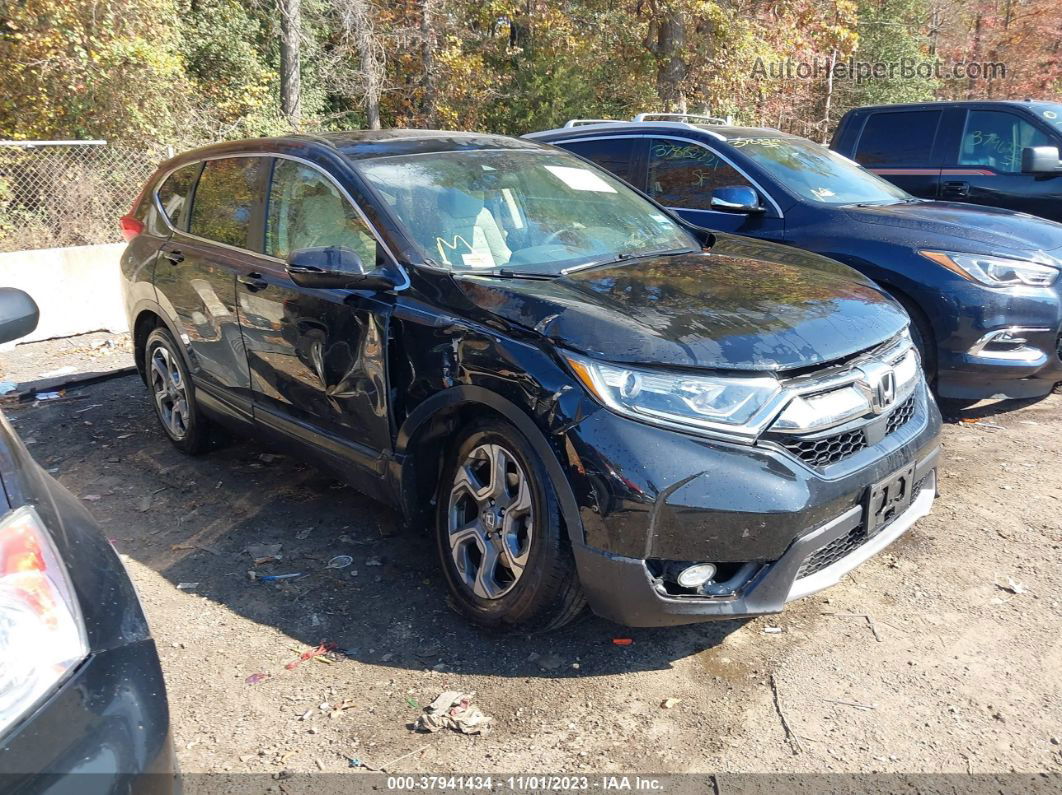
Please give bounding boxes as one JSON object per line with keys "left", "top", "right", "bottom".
{"left": 844, "top": 201, "right": 1062, "bottom": 256}
{"left": 454, "top": 248, "right": 907, "bottom": 371}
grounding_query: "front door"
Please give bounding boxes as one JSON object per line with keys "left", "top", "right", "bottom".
{"left": 941, "top": 108, "right": 1062, "bottom": 222}
{"left": 641, "top": 137, "right": 786, "bottom": 239}
{"left": 237, "top": 157, "right": 395, "bottom": 484}
{"left": 154, "top": 156, "right": 268, "bottom": 412}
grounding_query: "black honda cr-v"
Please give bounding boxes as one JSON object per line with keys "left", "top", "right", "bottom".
{"left": 121, "top": 130, "right": 941, "bottom": 630}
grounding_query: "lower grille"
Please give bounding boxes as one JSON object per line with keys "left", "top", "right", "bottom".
{"left": 796, "top": 525, "right": 866, "bottom": 579}
{"left": 779, "top": 394, "right": 917, "bottom": 468}
{"left": 796, "top": 472, "right": 932, "bottom": 580}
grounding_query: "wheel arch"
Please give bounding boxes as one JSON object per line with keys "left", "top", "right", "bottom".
{"left": 130, "top": 301, "right": 186, "bottom": 383}
{"left": 393, "top": 386, "right": 584, "bottom": 548}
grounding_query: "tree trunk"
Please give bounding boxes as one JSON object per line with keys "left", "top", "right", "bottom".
{"left": 654, "top": 9, "right": 687, "bottom": 113}
{"left": 279, "top": 0, "right": 302, "bottom": 126}
{"left": 821, "top": 49, "right": 837, "bottom": 144}
{"left": 341, "top": 0, "right": 383, "bottom": 129}
{"left": 420, "top": 0, "right": 438, "bottom": 126}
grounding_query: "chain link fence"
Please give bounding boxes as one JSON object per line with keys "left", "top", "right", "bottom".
{"left": 0, "top": 141, "right": 171, "bottom": 253}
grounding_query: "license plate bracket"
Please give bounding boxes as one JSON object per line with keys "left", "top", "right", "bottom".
{"left": 866, "top": 462, "right": 916, "bottom": 536}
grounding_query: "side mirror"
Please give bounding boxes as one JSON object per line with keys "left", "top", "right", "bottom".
{"left": 710, "top": 185, "right": 764, "bottom": 214}
{"left": 1021, "top": 146, "right": 1062, "bottom": 174}
{"left": 286, "top": 246, "right": 397, "bottom": 291}
{"left": 0, "top": 288, "right": 39, "bottom": 345}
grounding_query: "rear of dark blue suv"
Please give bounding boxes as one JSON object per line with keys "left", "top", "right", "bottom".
{"left": 531, "top": 118, "right": 1062, "bottom": 402}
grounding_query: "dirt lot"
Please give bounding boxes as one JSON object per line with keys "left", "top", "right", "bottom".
{"left": 5, "top": 371, "right": 1062, "bottom": 777}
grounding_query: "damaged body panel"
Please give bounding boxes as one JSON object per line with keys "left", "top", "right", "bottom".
{"left": 121, "top": 129, "right": 941, "bottom": 629}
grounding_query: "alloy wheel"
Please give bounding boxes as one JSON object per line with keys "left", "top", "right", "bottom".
{"left": 149, "top": 344, "right": 190, "bottom": 440}
{"left": 447, "top": 442, "right": 534, "bottom": 599}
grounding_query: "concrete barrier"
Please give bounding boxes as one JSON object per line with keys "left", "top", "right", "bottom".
{"left": 0, "top": 242, "right": 127, "bottom": 346}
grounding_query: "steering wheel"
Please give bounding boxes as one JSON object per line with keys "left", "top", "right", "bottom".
{"left": 542, "top": 227, "right": 577, "bottom": 247}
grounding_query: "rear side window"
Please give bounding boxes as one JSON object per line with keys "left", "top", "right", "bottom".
{"left": 156, "top": 163, "right": 200, "bottom": 229}
{"left": 958, "top": 110, "right": 1053, "bottom": 173}
{"left": 189, "top": 157, "right": 265, "bottom": 248}
{"left": 854, "top": 110, "right": 941, "bottom": 166}
{"left": 266, "top": 159, "right": 379, "bottom": 266}
{"left": 646, "top": 138, "right": 752, "bottom": 210}
{"left": 559, "top": 138, "right": 638, "bottom": 184}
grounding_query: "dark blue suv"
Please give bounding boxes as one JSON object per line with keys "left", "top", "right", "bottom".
{"left": 529, "top": 116, "right": 1062, "bottom": 402}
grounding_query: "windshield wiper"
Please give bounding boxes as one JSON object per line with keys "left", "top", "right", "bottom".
{"left": 471, "top": 268, "right": 557, "bottom": 280}
{"left": 561, "top": 247, "right": 694, "bottom": 276}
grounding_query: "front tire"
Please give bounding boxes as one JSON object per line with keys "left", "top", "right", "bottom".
{"left": 144, "top": 327, "right": 210, "bottom": 455}
{"left": 435, "top": 417, "right": 585, "bottom": 632}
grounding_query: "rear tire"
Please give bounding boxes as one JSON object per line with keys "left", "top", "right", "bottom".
{"left": 435, "top": 417, "right": 585, "bottom": 633}
{"left": 144, "top": 327, "right": 211, "bottom": 455}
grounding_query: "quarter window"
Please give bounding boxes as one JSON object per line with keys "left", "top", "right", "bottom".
{"left": 188, "top": 157, "right": 265, "bottom": 248}
{"left": 156, "top": 163, "right": 200, "bottom": 229}
{"left": 958, "top": 110, "right": 1052, "bottom": 173}
{"left": 646, "top": 138, "right": 753, "bottom": 210}
{"left": 854, "top": 110, "right": 941, "bottom": 166}
{"left": 559, "top": 138, "right": 638, "bottom": 184}
{"left": 266, "top": 159, "right": 378, "bottom": 267}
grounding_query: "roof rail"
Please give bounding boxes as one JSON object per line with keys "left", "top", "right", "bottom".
{"left": 633, "top": 112, "right": 732, "bottom": 125}
{"left": 563, "top": 119, "right": 624, "bottom": 128}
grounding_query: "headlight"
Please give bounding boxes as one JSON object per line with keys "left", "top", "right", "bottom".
{"left": 565, "top": 354, "right": 783, "bottom": 441}
{"left": 919, "top": 251, "right": 1059, "bottom": 287}
{"left": 0, "top": 506, "right": 88, "bottom": 737}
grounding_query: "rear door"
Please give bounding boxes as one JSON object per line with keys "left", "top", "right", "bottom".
{"left": 850, "top": 108, "right": 943, "bottom": 199}
{"left": 154, "top": 156, "right": 268, "bottom": 413}
{"left": 236, "top": 156, "right": 395, "bottom": 490}
{"left": 937, "top": 107, "right": 1062, "bottom": 221}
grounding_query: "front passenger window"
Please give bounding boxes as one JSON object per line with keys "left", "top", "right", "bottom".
{"left": 646, "top": 139, "right": 753, "bottom": 210}
{"left": 959, "top": 110, "right": 1053, "bottom": 173}
{"left": 266, "top": 160, "right": 378, "bottom": 267}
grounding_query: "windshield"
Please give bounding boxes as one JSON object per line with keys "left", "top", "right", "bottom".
{"left": 354, "top": 149, "right": 695, "bottom": 275}
{"left": 1031, "top": 102, "right": 1062, "bottom": 134}
{"left": 729, "top": 136, "right": 912, "bottom": 205}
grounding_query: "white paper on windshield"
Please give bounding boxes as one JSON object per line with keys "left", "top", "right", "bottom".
{"left": 544, "top": 165, "right": 617, "bottom": 193}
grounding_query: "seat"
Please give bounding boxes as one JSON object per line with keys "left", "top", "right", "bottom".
{"left": 432, "top": 188, "right": 511, "bottom": 268}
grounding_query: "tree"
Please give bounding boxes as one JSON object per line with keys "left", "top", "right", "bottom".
{"left": 280, "top": 0, "right": 303, "bottom": 125}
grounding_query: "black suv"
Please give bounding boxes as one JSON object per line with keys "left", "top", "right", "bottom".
{"left": 121, "top": 130, "right": 941, "bottom": 630}
{"left": 832, "top": 100, "right": 1062, "bottom": 222}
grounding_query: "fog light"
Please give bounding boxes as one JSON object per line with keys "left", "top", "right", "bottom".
{"left": 676, "top": 563, "right": 717, "bottom": 588}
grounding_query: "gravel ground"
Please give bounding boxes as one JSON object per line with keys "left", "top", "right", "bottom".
{"left": 4, "top": 371, "right": 1061, "bottom": 777}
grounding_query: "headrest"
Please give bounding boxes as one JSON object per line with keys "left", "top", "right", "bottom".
{"left": 438, "top": 188, "right": 484, "bottom": 220}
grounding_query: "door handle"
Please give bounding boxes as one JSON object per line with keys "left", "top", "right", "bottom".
{"left": 162, "top": 250, "right": 184, "bottom": 264}
{"left": 942, "top": 180, "right": 970, "bottom": 197}
{"left": 238, "top": 272, "right": 268, "bottom": 291}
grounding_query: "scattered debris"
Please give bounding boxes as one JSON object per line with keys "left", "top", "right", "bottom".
{"left": 365, "top": 556, "right": 383, "bottom": 567}
{"left": 176, "top": 582, "right": 199, "bottom": 591}
{"left": 286, "top": 643, "right": 336, "bottom": 670}
{"left": 295, "top": 527, "right": 314, "bottom": 540}
{"left": 326, "top": 555, "right": 353, "bottom": 570}
{"left": 960, "top": 419, "right": 1004, "bottom": 431}
{"left": 245, "top": 673, "right": 270, "bottom": 685}
{"left": 769, "top": 674, "right": 802, "bottom": 755}
{"left": 536, "top": 653, "right": 564, "bottom": 671}
{"left": 82, "top": 494, "right": 101, "bottom": 502}
{"left": 414, "top": 691, "right": 493, "bottom": 735}
{"left": 250, "top": 571, "right": 304, "bottom": 583}
{"left": 823, "top": 698, "right": 877, "bottom": 711}
{"left": 328, "top": 699, "right": 358, "bottom": 718}
{"left": 661, "top": 698, "right": 681, "bottom": 709}
{"left": 38, "top": 365, "right": 76, "bottom": 379}
{"left": 612, "top": 637, "right": 634, "bottom": 646}
{"left": 36, "top": 391, "right": 64, "bottom": 401}
{"left": 0, "top": 382, "right": 16, "bottom": 395}
{"left": 245, "top": 542, "right": 283, "bottom": 564}
{"left": 995, "top": 577, "right": 1027, "bottom": 595}
{"left": 136, "top": 494, "right": 153, "bottom": 513}
{"left": 763, "top": 626, "right": 783, "bottom": 634}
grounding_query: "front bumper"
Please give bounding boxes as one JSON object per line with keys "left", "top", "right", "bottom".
{"left": 563, "top": 379, "right": 942, "bottom": 627}
{"left": 573, "top": 450, "right": 937, "bottom": 626}
{"left": 0, "top": 639, "right": 176, "bottom": 792}
{"left": 934, "top": 282, "right": 1062, "bottom": 400}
